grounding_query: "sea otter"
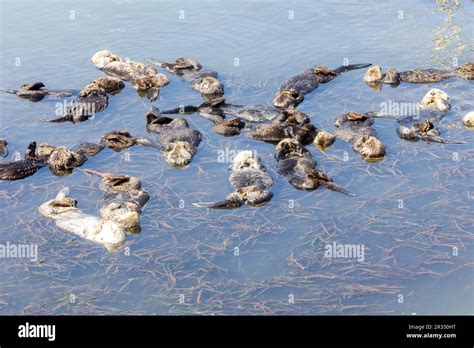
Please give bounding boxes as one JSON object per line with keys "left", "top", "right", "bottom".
{"left": 248, "top": 122, "right": 318, "bottom": 145}
{"left": 0, "top": 141, "right": 45, "bottom": 181}
{"left": 145, "top": 107, "right": 201, "bottom": 166}
{"left": 84, "top": 169, "right": 150, "bottom": 231}
{"left": 275, "top": 138, "right": 355, "bottom": 195}
{"left": 92, "top": 50, "right": 169, "bottom": 101}
{"left": 334, "top": 112, "right": 388, "bottom": 162}
{"left": 363, "top": 62, "right": 474, "bottom": 90}
{"left": 147, "top": 57, "right": 224, "bottom": 99}
{"left": 38, "top": 189, "right": 126, "bottom": 251}
{"left": 273, "top": 63, "right": 371, "bottom": 109}
{"left": 2, "top": 82, "right": 71, "bottom": 101}
{"left": 44, "top": 77, "right": 124, "bottom": 123}
{"left": 193, "top": 150, "right": 274, "bottom": 209}
{"left": 100, "top": 130, "right": 156, "bottom": 151}
{"left": 462, "top": 111, "right": 474, "bottom": 129}
{"left": 37, "top": 142, "right": 104, "bottom": 176}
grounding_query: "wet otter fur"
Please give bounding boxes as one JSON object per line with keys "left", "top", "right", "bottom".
{"left": 145, "top": 107, "right": 201, "bottom": 167}
{"left": 194, "top": 151, "right": 274, "bottom": 209}
{"left": 0, "top": 139, "right": 8, "bottom": 158}
{"left": 38, "top": 142, "right": 104, "bottom": 176}
{"left": 273, "top": 63, "right": 371, "bottom": 109}
{"left": 0, "top": 141, "right": 45, "bottom": 181}
{"left": 44, "top": 77, "right": 124, "bottom": 123}
{"left": 275, "top": 138, "right": 355, "bottom": 195}
{"left": 100, "top": 130, "right": 156, "bottom": 151}
{"left": 38, "top": 189, "right": 126, "bottom": 251}
{"left": 147, "top": 57, "right": 224, "bottom": 99}
{"left": 2, "top": 82, "right": 71, "bottom": 101}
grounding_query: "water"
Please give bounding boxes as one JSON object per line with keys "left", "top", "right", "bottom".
{"left": 0, "top": 0, "right": 473, "bottom": 315}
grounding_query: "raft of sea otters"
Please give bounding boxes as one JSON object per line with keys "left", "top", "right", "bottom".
{"left": 1, "top": 50, "right": 473, "bottom": 250}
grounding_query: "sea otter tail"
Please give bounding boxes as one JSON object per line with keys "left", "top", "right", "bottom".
{"left": 424, "top": 135, "right": 467, "bottom": 145}
{"left": 134, "top": 137, "right": 159, "bottom": 148}
{"left": 333, "top": 63, "right": 372, "bottom": 74}
{"left": 1, "top": 88, "right": 18, "bottom": 95}
{"left": 193, "top": 199, "right": 244, "bottom": 209}
{"left": 319, "top": 181, "right": 356, "bottom": 196}
{"left": 161, "top": 105, "right": 200, "bottom": 114}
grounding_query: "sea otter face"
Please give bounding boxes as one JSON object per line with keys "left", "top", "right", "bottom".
{"left": 457, "top": 62, "right": 474, "bottom": 80}
{"left": 171, "top": 58, "right": 202, "bottom": 72}
{"left": 420, "top": 88, "right": 450, "bottom": 112}
{"left": 272, "top": 89, "right": 304, "bottom": 109}
{"left": 275, "top": 138, "right": 305, "bottom": 159}
{"left": 91, "top": 50, "right": 122, "bottom": 68}
{"left": 100, "top": 202, "right": 141, "bottom": 230}
{"left": 382, "top": 69, "right": 401, "bottom": 84}
{"left": 314, "top": 131, "right": 336, "bottom": 148}
{"left": 462, "top": 111, "right": 474, "bottom": 128}
{"left": 37, "top": 143, "right": 56, "bottom": 160}
{"left": 48, "top": 147, "right": 78, "bottom": 171}
{"left": 232, "top": 151, "right": 261, "bottom": 171}
{"left": 363, "top": 66, "right": 383, "bottom": 83}
{"left": 193, "top": 76, "right": 224, "bottom": 97}
{"left": 164, "top": 141, "right": 194, "bottom": 166}
{"left": 38, "top": 189, "right": 78, "bottom": 218}
{"left": 353, "top": 135, "right": 386, "bottom": 161}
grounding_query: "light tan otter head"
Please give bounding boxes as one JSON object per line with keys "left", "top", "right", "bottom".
{"left": 272, "top": 88, "right": 304, "bottom": 109}
{"left": 420, "top": 88, "right": 451, "bottom": 112}
{"left": 37, "top": 143, "right": 56, "bottom": 160}
{"left": 363, "top": 66, "right": 383, "bottom": 83}
{"left": 314, "top": 131, "right": 336, "bottom": 149}
{"left": 164, "top": 141, "right": 194, "bottom": 166}
{"left": 353, "top": 135, "right": 386, "bottom": 162}
{"left": 462, "top": 111, "right": 474, "bottom": 128}
{"left": 193, "top": 76, "right": 224, "bottom": 97}
{"left": 100, "top": 202, "right": 141, "bottom": 230}
{"left": 231, "top": 150, "right": 261, "bottom": 172}
{"left": 91, "top": 50, "right": 122, "bottom": 69}
{"left": 38, "top": 189, "right": 78, "bottom": 218}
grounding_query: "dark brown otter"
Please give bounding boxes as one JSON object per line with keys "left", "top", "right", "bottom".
{"left": 2, "top": 82, "right": 71, "bottom": 102}
{"left": 275, "top": 138, "right": 355, "bottom": 196}
{"left": 273, "top": 63, "right": 371, "bottom": 109}
{"left": 0, "top": 142, "right": 45, "bottom": 181}
{"left": 44, "top": 77, "right": 124, "bottom": 123}
{"left": 100, "top": 130, "right": 156, "bottom": 151}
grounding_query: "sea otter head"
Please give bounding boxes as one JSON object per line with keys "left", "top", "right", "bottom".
{"left": 363, "top": 66, "right": 383, "bottom": 84}
{"left": 314, "top": 131, "right": 336, "bottom": 148}
{"left": 382, "top": 69, "right": 401, "bottom": 85}
{"left": 193, "top": 76, "right": 224, "bottom": 97}
{"left": 164, "top": 141, "right": 194, "bottom": 166}
{"left": 47, "top": 147, "right": 80, "bottom": 175}
{"left": 275, "top": 138, "right": 305, "bottom": 160}
{"left": 94, "top": 77, "right": 125, "bottom": 95}
{"left": 231, "top": 150, "right": 261, "bottom": 172}
{"left": 91, "top": 50, "right": 122, "bottom": 68}
{"left": 38, "top": 188, "right": 78, "bottom": 218}
{"left": 420, "top": 88, "right": 450, "bottom": 112}
{"left": 353, "top": 135, "right": 386, "bottom": 162}
{"left": 272, "top": 88, "right": 304, "bottom": 110}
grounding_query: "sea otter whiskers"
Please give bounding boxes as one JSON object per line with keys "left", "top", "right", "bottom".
{"left": 38, "top": 189, "right": 126, "bottom": 251}
{"left": 363, "top": 62, "right": 474, "bottom": 90}
{"left": 273, "top": 63, "right": 371, "bottom": 109}
{"left": 92, "top": 50, "right": 169, "bottom": 101}
{"left": 147, "top": 57, "right": 224, "bottom": 99}
{"left": 275, "top": 138, "right": 355, "bottom": 195}
{"left": 194, "top": 151, "right": 274, "bottom": 209}
{"left": 44, "top": 77, "right": 124, "bottom": 123}
{"left": 0, "top": 141, "right": 45, "bottom": 181}
{"left": 100, "top": 130, "right": 156, "bottom": 151}
{"left": 2, "top": 82, "right": 71, "bottom": 101}
{"left": 146, "top": 107, "right": 201, "bottom": 166}
{"left": 38, "top": 142, "right": 104, "bottom": 176}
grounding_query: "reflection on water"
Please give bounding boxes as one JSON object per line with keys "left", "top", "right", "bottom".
{"left": 0, "top": 0, "right": 473, "bottom": 315}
